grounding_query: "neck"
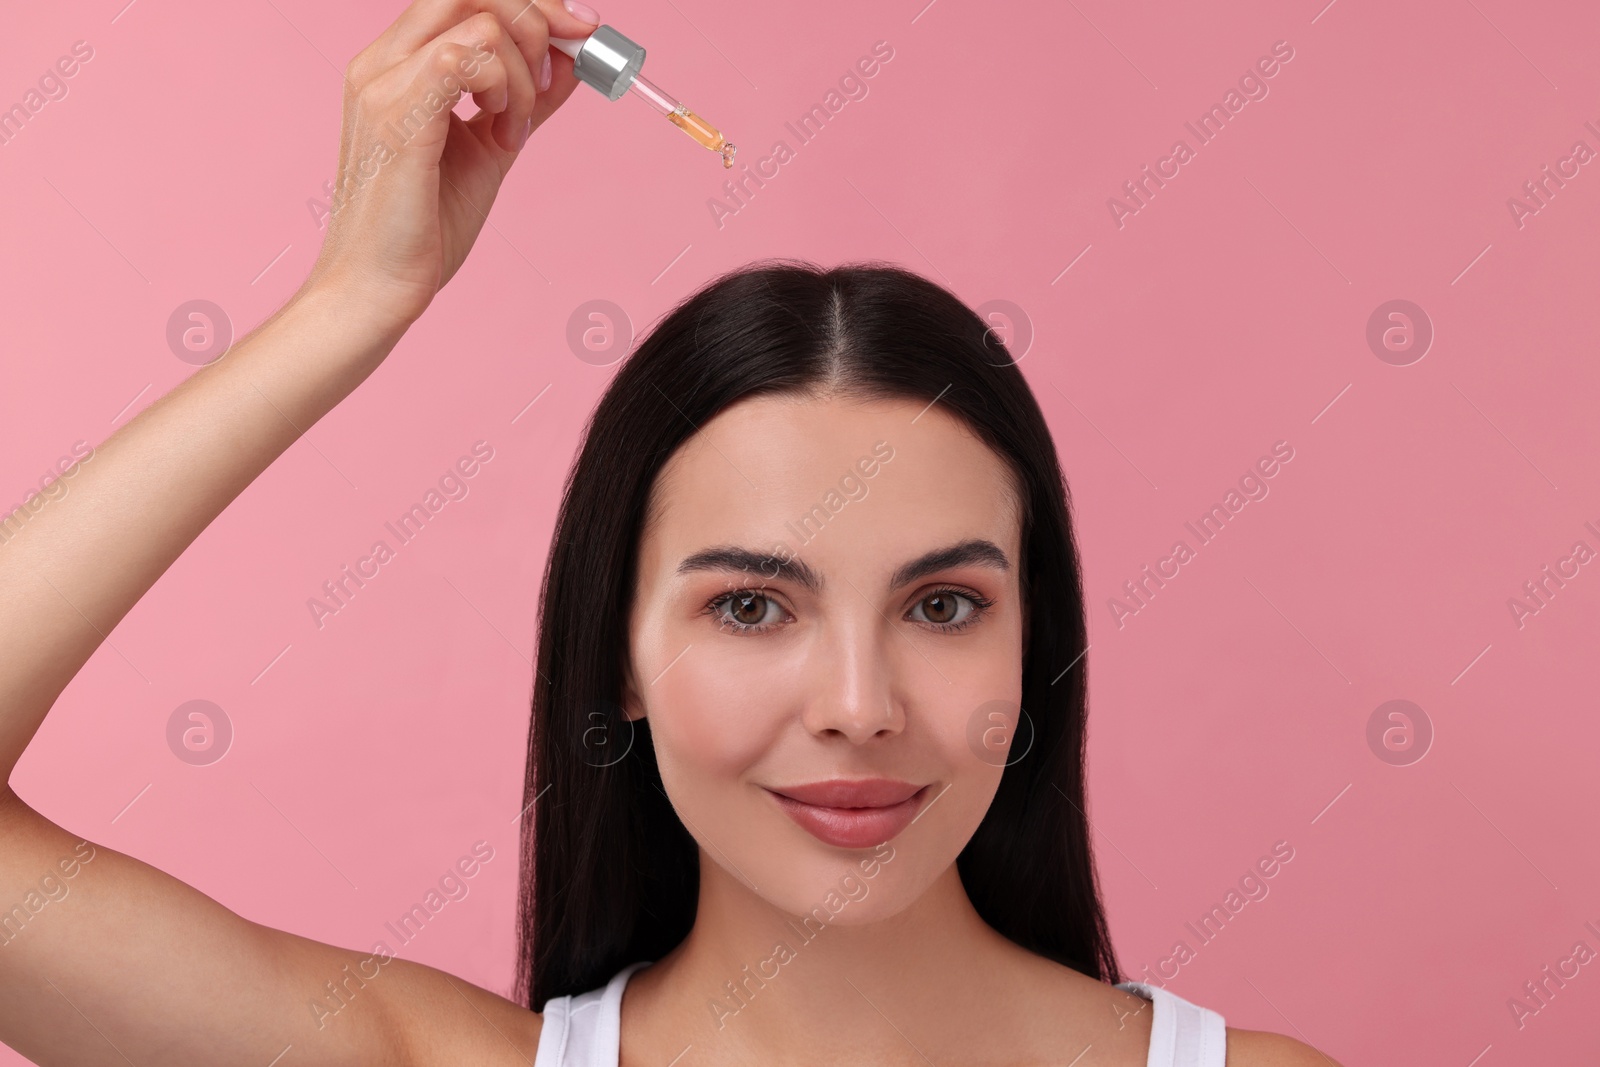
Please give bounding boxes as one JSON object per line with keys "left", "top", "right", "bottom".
{"left": 622, "top": 847, "right": 1041, "bottom": 1065}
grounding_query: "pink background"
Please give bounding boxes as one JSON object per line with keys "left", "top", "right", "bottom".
{"left": 4, "top": 0, "right": 1600, "bottom": 1062}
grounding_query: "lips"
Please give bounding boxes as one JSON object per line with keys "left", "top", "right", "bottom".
{"left": 764, "top": 778, "right": 930, "bottom": 849}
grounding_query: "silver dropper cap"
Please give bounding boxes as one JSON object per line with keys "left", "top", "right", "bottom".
{"left": 567, "top": 25, "right": 645, "bottom": 101}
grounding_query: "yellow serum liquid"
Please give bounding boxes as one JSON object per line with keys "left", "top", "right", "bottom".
{"left": 669, "top": 106, "right": 738, "bottom": 167}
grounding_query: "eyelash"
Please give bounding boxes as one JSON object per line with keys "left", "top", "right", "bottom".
{"left": 702, "top": 586, "right": 996, "bottom": 636}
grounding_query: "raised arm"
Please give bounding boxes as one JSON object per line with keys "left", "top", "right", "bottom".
{"left": 0, "top": 1, "right": 599, "bottom": 1063}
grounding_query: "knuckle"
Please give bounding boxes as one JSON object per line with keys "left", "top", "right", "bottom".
{"left": 462, "top": 46, "right": 499, "bottom": 82}
{"left": 354, "top": 73, "right": 387, "bottom": 109}
{"left": 343, "top": 49, "right": 368, "bottom": 86}
{"left": 512, "top": 0, "right": 548, "bottom": 36}
{"left": 466, "top": 11, "right": 504, "bottom": 50}
{"left": 432, "top": 42, "right": 470, "bottom": 77}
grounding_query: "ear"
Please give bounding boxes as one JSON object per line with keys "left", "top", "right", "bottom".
{"left": 620, "top": 662, "right": 647, "bottom": 722}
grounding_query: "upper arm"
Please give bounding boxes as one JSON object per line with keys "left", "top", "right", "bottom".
{"left": 0, "top": 787, "right": 542, "bottom": 1066}
{"left": 1226, "top": 1027, "right": 1346, "bottom": 1067}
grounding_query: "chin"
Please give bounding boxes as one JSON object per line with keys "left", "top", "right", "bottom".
{"left": 740, "top": 824, "right": 961, "bottom": 930}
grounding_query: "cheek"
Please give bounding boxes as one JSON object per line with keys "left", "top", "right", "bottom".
{"left": 646, "top": 648, "right": 781, "bottom": 782}
{"left": 939, "top": 700, "right": 1011, "bottom": 821}
{"left": 925, "top": 630, "right": 1025, "bottom": 829}
{"left": 933, "top": 626, "right": 1027, "bottom": 759}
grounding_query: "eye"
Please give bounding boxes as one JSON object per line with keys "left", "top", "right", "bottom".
{"left": 705, "top": 590, "right": 788, "bottom": 634}
{"left": 703, "top": 585, "right": 996, "bottom": 636}
{"left": 907, "top": 587, "right": 994, "bottom": 632}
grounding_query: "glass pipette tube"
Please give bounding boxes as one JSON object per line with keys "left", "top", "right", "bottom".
{"left": 626, "top": 71, "right": 737, "bottom": 168}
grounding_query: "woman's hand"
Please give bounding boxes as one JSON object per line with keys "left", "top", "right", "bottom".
{"left": 302, "top": 0, "right": 601, "bottom": 333}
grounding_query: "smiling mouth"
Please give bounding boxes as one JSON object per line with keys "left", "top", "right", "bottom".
{"left": 763, "top": 783, "right": 932, "bottom": 849}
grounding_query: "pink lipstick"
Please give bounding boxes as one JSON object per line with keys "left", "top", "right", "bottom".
{"left": 764, "top": 778, "right": 931, "bottom": 849}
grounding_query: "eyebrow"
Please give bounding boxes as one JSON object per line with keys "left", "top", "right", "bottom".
{"left": 674, "top": 538, "right": 1011, "bottom": 594}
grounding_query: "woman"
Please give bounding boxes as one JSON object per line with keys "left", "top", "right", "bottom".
{"left": 0, "top": 2, "right": 1340, "bottom": 1064}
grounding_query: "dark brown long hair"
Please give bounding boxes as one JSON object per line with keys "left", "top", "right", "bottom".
{"left": 513, "top": 259, "right": 1119, "bottom": 1009}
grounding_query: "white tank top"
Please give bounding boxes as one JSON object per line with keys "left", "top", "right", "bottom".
{"left": 534, "top": 960, "right": 1226, "bottom": 1067}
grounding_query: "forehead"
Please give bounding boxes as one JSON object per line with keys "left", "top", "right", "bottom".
{"left": 638, "top": 392, "right": 1022, "bottom": 577}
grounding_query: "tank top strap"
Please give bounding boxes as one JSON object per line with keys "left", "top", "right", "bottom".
{"left": 1113, "top": 981, "right": 1227, "bottom": 1067}
{"left": 536, "top": 966, "right": 1220, "bottom": 1066}
{"left": 533, "top": 961, "right": 653, "bottom": 1067}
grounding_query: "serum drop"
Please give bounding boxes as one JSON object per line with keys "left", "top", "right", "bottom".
{"left": 550, "top": 25, "right": 737, "bottom": 167}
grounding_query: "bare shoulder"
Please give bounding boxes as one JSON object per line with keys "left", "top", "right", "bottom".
{"left": 1016, "top": 960, "right": 1156, "bottom": 1064}
{"left": 1226, "top": 1027, "right": 1345, "bottom": 1067}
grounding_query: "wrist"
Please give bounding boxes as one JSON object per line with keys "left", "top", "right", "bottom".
{"left": 285, "top": 277, "right": 419, "bottom": 356}
{"left": 221, "top": 281, "right": 414, "bottom": 421}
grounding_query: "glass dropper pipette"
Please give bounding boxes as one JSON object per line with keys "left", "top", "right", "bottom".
{"left": 550, "top": 26, "right": 737, "bottom": 167}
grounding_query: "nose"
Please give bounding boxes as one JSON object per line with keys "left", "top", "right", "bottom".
{"left": 799, "top": 611, "right": 906, "bottom": 743}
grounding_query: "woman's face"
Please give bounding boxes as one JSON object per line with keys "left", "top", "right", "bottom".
{"left": 622, "top": 391, "right": 1027, "bottom": 922}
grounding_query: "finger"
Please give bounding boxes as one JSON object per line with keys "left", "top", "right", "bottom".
{"left": 364, "top": 0, "right": 599, "bottom": 98}
{"left": 461, "top": 41, "right": 580, "bottom": 163}
{"left": 522, "top": 43, "right": 583, "bottom": 134}
{"left": 334, "top": 16, "right": 508, "bottom": 178}
{"left": 456, "top": 14, "right": 537, "bottom": 150}
{"left": 363, "top": 28, "right": 513, "bottom": 158}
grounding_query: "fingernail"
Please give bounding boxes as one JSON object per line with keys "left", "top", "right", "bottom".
{"left": 517, "top": 116, "right": 532, "bottom": 150}
{"left": 537, "top": 50, "right": 552, "bottom": 92}
{"left": 563, "top": 0, "right": 600, "bottom": 24}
